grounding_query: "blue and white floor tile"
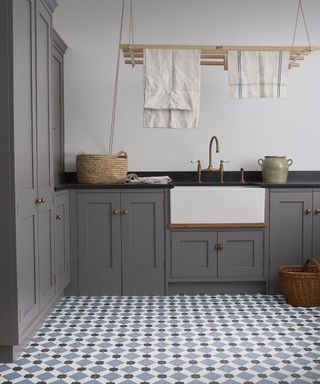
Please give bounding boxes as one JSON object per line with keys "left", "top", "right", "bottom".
{"left": 0, "top": 295, "right": 319, "bottom": 383}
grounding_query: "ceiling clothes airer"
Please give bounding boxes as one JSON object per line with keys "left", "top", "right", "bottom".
{"left": 121, "top": 0, "right": 319, "bottom": 70}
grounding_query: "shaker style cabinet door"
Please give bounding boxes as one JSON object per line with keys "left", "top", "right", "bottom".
{"left": 78, "top": 192, "right": 122, "bottom": 295}
{"left": 52, "top": 30, "right": 67, "bottom": 186}
{"left": 171, "top": 232, "right": 218, "bottom": 279}
{"left": 36, "top": 0, "right": 55, "bottom": 311}
{"left": 269, "top": 190, "right": 313, "bottom": 294}
{"left": 312, "top": 190, "right": 320, "bottom": 261}
{"left": 217, "top": 231, "right": 264, "bottom": 278}
{"left": 121, "top": 192, "right": 165, "bottom": 295}
{"left": 54, "top": 191, "right": 70, "bottom": 295}
{"left": 13, "top": 0, "right": 40, "bottom": 335}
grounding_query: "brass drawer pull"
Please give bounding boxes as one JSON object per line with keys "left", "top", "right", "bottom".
{"left": 35, "top": 197, "right": 42, "bottom": 204}
{"left": 215, "top": 243, "right": 224, "bottom": 251}
{"left": 40, "top": 197, "right": 46, "bottom": 204}
{"left": 55, "top": 214, "right": 62, "bottom": 220}
{"left": 315, "top": 209, "right": 320, "bottom": 215}
{"left": 305, "top": 208, "right": 312, "bottom": 214}
{"left": 112, "top": 209, "right": 120, "bottom": 215}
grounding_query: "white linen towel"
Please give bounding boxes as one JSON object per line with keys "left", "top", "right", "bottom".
{"left": 228, "top": 51, "right": 289, "bottom": 98}
{"left": 126, "top": 173, "right": 172, "bottom": 185}
{"left": 144, "top": 49, "right": 201, "bottom": 128}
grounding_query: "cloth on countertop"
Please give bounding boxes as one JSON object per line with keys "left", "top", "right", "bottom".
{"left": 144, "top": 49, "right": 201, "bottom": 128}
{"left": 228, "top": 51, "right": 289, "bottom": 98}
{"left": 126, "top": 173, "right": 172, "bottom": 185}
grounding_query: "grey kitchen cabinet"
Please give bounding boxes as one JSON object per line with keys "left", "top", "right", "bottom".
{"left": 269, "top": 189, "right": 320, "bottom": 293}
{"left": 170, "top": 230, "right": 264, "bottom": 280}
{"left": 52, "top": 30, "right": 67, "bottom": 186}
{"left": 121, "top": 192, "right": 165, "bottom": 295}
{"left": 0, "top": 0, "right": 59, "bottom": 362}
{"left": 77, "top": 190, "right": 165, "bottom": 296}
{"left": 54, "top": 191, "right": 70, "bottom": 296}
{"left": 78, "top": 192, "right": 122, "bottom": 296}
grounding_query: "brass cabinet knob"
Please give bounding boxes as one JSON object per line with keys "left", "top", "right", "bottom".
{"left": 112, "top": 209, "right": 120, "bottom": 215}
{"left": 305, "top": 208, "right": 312, "bottom": 214}
{"left": 122, "top": 209, "right": 129, "bottom": 215}
{"left": 35, "top": 197, "right": 42, "bottom": 204}
{"left": 40, "top": 197, "right": 46, "bottom": 204}
{"left": 315, "top": 209, "right": 320, "bottom": 215}
{"left": 215, "top": 243, "right": 224, "bottom": 251}
{"left": 56, "top": 214, "right": 62, "bottom": 220}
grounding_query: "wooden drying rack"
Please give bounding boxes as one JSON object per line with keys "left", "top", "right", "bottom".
{"left": 120, "top": 44, "right": 320, "bottom": 70}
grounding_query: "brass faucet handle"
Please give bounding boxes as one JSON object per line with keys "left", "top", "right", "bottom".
{"left": 240, "top": 168, "right": 245, "bottom": 183}
{"left": 219, "top": 160, "right": 230, "bottom": 184}
{"left": 191, "top": 160, "right": 202, "bottom": 183}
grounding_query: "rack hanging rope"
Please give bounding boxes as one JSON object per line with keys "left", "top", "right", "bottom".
{"left": 108, "top": 0, "right": 125, "bottom": 154}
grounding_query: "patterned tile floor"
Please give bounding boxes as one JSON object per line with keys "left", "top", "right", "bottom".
{"left": 0, "top": 295, "right": 319, "bottom": 384}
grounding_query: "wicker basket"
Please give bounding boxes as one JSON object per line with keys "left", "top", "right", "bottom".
{"left": 76, "top": 151, "right": 128, "bottom": 184}
{"left": 279, "top": 259, "right": 320, "bottom": 307}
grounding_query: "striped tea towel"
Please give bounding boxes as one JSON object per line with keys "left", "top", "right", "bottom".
{"left": 228, "top": 51, "right": 289, "bottom": 98}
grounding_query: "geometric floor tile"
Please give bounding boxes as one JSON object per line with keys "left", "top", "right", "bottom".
{"left": 0, "top": 294, "right": 319, "bottom": 383}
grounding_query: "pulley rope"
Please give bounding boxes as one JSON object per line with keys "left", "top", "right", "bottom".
{"left": 108, "top": 0, "right": 125, "bottom": 154}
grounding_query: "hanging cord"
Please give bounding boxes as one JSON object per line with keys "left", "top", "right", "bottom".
{"left": 290, "top": 0, "right": 312, "bottom": 69}
{"left": 292, "top": 0, "right": 311, "bottom": 47}
{"left": 129, "top": 0, "right": 135, "bottom": 67}
{"left": 108, "top": 0, "right": 125, "bottom": 154}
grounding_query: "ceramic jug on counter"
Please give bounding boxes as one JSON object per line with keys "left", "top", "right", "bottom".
{"left": 258, "top": 156, "right": 293, "bottom": 183}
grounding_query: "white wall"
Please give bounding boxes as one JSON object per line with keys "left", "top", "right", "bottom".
{"left": 54, "top": 0, "right": 320, "bottom": 171}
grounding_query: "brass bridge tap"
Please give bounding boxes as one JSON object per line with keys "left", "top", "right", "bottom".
{"left": 204, "top": 136, "right": 220, "bottom": 172}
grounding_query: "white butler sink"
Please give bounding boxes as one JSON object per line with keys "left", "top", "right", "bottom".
{"left": 170, "top": 186, "right": 265, "bottom": 224}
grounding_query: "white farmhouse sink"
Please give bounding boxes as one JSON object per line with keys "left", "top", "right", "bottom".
{"left": 170, "top": 186, "right": 265, "bottom": 224}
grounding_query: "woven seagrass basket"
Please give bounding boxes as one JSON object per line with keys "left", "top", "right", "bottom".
{"left": 76, "top": 151, "right": 128, "bottom": 184}
{"left": 279, "top": 259, "right": 320, "bottom": 307}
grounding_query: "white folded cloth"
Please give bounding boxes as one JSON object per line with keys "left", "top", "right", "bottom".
{"left": 228, "top": 51, "right": 289, "bottom": 98}
{"left": 126, "top": 173, "right": 172, "bottom": 185}
{"left": 144, "top": 49, "right": 201, "bottom": 128}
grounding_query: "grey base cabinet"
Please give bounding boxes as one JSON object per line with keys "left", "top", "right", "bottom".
{"left": 77, "top": 190, "right": 166, "bottom": 296}
{"left": 170, "top": 230, "right": 264, "bottom": 281}
{"left": 269, "top": 189, "right": 320, "bottom": 293}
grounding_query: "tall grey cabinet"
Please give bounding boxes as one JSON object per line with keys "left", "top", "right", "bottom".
{"left": 0, "top": 0, "right": 61, "bottom": 362}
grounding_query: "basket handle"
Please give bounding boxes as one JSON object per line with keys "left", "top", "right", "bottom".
{"left": 303, "top": 259, "right": 320, "bottom": 272}
{"left": 115, "top": 150, "right": 128, "bottom": 159}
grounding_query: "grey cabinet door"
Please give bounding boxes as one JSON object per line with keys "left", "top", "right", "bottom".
{"left": 121, "top": 192, "right": 165, "bottom": 295}
{"left": 171, "top": 232, "right": 218, "bottom": 279}
{"left": 269, "top": 191, "right": 313, "bottom": 293}
{"left": 312, "top": 191, "right": 320, "bottom": 261}
{"left": 218, "top": 231, "right": 264, "bottom": 278}
{"left": 13, "top": 0, "right": 40, "bottom": 336}
{"left": 54, "top": 191, "right": 70, "bottom": 295}
{"left": 36, "top": 0, "right": 55, "bottom": 310}
{"left": 78, "top": 192, "right": 122, "bottom": 295}
{"left": 52, "top": 40, "right": 65, "bottom": 186}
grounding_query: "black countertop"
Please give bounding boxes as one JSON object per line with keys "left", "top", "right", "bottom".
{"left": 54, "top": 171, "right": 320, "bottom": 191}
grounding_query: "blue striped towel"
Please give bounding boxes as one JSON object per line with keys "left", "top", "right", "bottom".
{"left": 228, "top": 51, "right": 289, "bottom": 98}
